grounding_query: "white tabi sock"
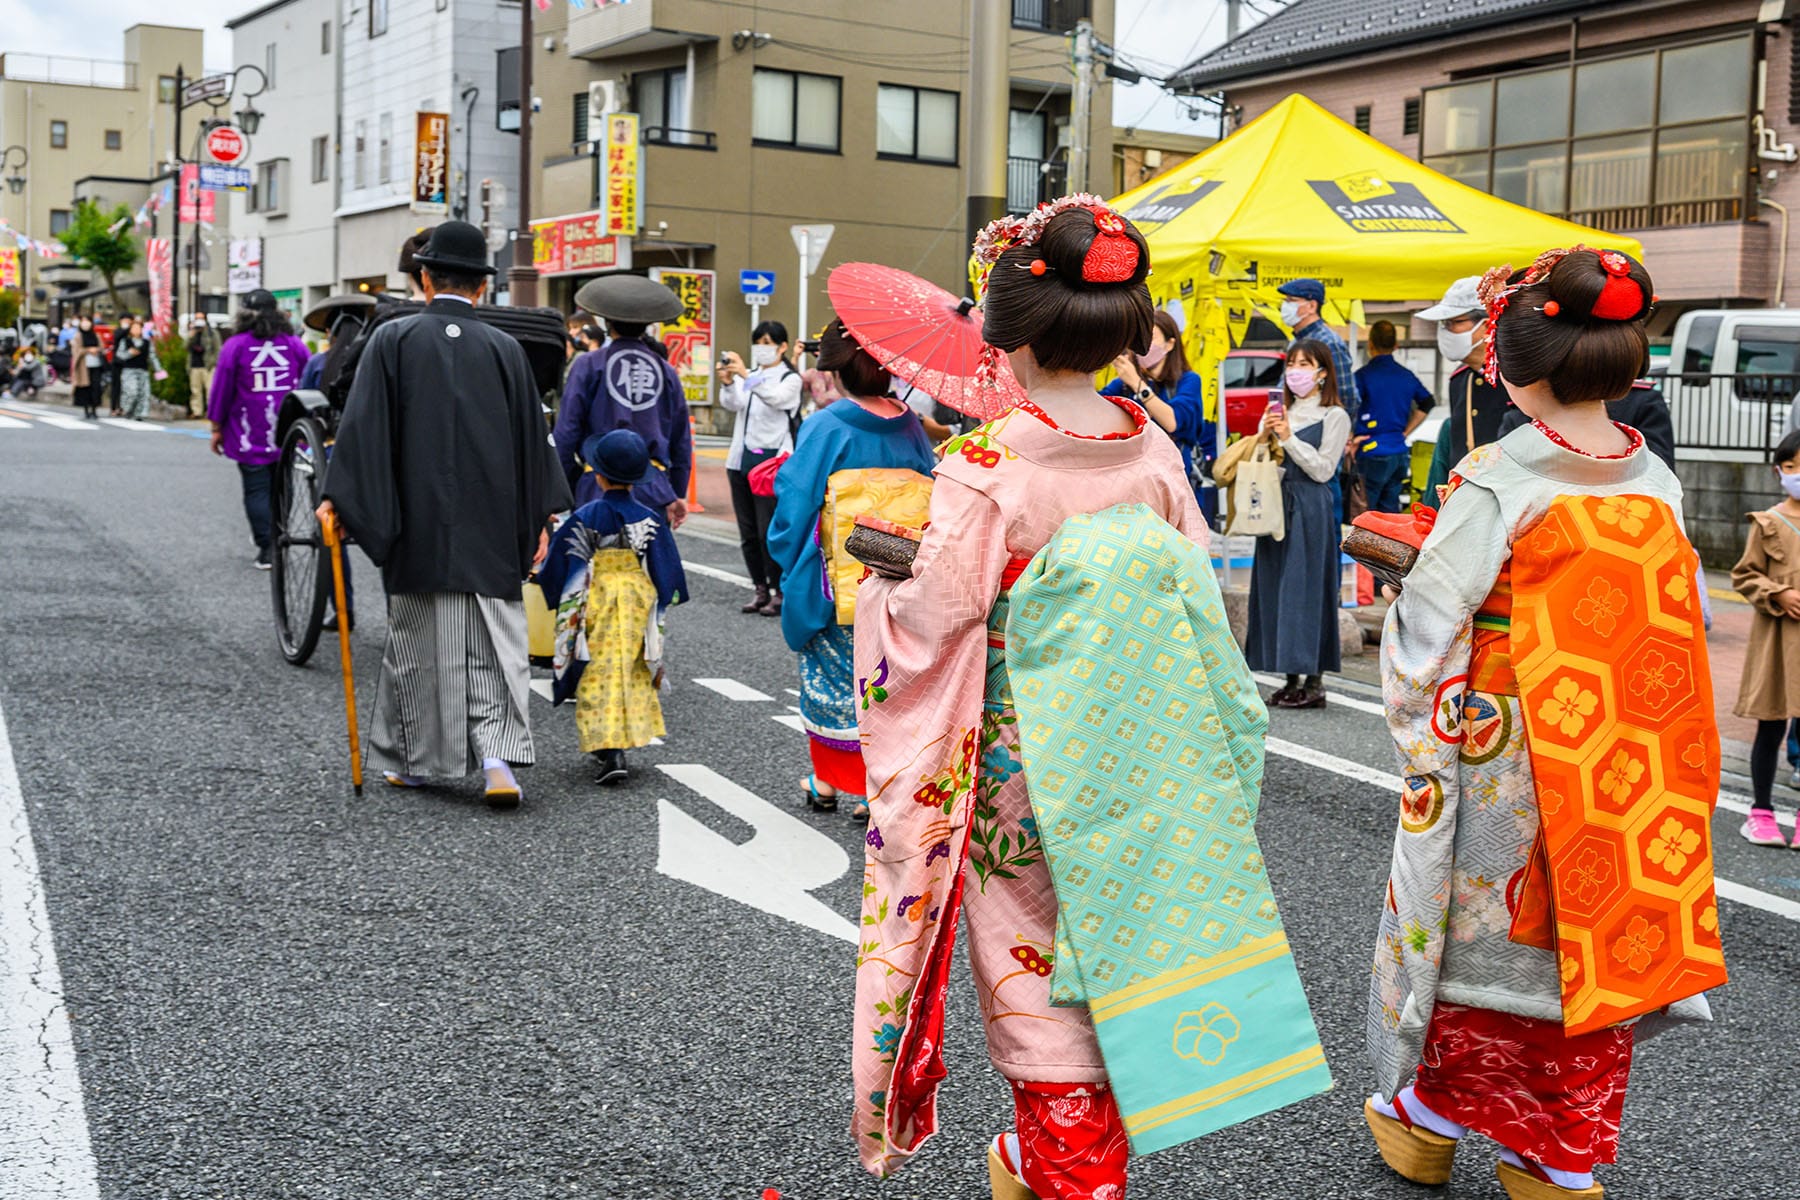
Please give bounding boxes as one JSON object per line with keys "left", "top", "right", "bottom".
{"left": 1499, "top": 1147, "right": 1594, "bottom": 1191}
{"left": 1368, "top": 1086, "right": 1467, "bottom": 1139}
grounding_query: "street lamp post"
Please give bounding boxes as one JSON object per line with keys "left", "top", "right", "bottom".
{"left": 169, "top": 64, "right": 267, "bottom": 326}
{"left": 0, "top": 146, "right": 27, "bottom": 196}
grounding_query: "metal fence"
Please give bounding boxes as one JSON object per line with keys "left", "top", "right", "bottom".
{"left": 1007, "top": 156, "right": 1067, "bottom": 214}
{"left": 1659, "top": 371, "right": 1800, "bottom": 456}
{"left": 0, "top": 54, "right": 135, "bottom": 89}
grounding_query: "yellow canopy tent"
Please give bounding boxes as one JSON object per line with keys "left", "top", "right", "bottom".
{"left": 1109, "top": 93, "right": 1643, "bottom": 428}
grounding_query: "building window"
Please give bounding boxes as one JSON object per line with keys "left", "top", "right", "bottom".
{"left": 1403, "top": 97, "right": 1420, "bottom": 137}
{"left": 265, "top": 44, "right": 277, "bottom": 90}
{"left": 1012, "top": 0, "right": 1091, "bottom": 34}
{"left": 253, "top": 160, "right": 286, "bottom": 214}
{"left": 104, "top": 129, "right": 122, "bottom": 151}
{"left": 378, "top": 113, "right": 393, "bottom": 184}
{"left": 353, "top": 119, "right": 367, "bottom": 188}
{"left": 636, "top": 67, "right": 691, "bottom": 142}
{"left": 572, "top": 92, "right": 590, "bottom": 147}
{"left": 752, "top": 68, "right": 840, "bottom": 152}
{"left": 1420, "top": 34, "right": 1752, "bottom": 230}
{"left": 49, "top": 209, "right": 71, "bottom": 236}
{"left": 49, "top": 120, "right": 66, "bottom": 149}
{"left": 159, "top": 75, "right": 177, "bottom": 104}
{"left": 321, "top": 21, "right": 331, "bottom": 54}
{"left": 369, "top": 0, "right": 389, "bottom": 37}
{"left": 312, "top": 134, "right": 330, "bottom": 183}
{"left": 877, "top": 84, "right": 959, "bottom": 164}
{"left": 1353, "top": 105, "right": 1371, "bottom": 134}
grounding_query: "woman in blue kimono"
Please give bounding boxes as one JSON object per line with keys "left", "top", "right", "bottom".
{"left": 767, "top": 319, "right": 936, "bottom": 818}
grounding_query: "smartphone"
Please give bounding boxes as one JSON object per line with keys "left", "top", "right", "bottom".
{"left": 1265, "top": 387, "right": 1285, "bottom": 418}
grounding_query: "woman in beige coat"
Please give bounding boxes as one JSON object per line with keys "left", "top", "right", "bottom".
{"left": 70, "top": 315, "right": 101, "bottom": 419}
{"left": 1732, "top": 425, "right": 1800, "bottom": 848}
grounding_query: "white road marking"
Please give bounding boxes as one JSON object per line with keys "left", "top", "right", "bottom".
{"left": 784, "top": 688, "right": 800, "bottom": 697}
{"left": 0, "top": 699, "right": 100, "bottom": 1198}
{"left": 97, "top": 418, "right": 161, "bottom": 432}
{"left": 1254, "top": 673, "right": 1388, "bottom": 717}
{"left": 774, "top": 713, "right": 807, "bottom": 732}
{"left": 654, "top": 764, "right": 856, "bottom": 942}
{"left": 31, "top": 415, "right": 93, "bottom": 432}
{"left": 693, "top": 677, "right": 773, "bottom": 702}
{"left": 1717, "top": 790, "right": 1796, "bottom": 832}
{"left": 685, "top": 562, "right": 755, "bottom": 589}
{"left": 0, "top": 416, "right": 28, "bottom": 430}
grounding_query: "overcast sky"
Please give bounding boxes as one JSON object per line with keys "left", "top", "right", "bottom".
{"left": 5, "top": 0, "right": 1224, "bottom": 133}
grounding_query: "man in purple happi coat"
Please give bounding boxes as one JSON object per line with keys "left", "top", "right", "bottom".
{"left": 208, "top": 289, "right": 310, "bottom": 568}
{"left": 553, "top": 273, "right": 692, "bottom": 526}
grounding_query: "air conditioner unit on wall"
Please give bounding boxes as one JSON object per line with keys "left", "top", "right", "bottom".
{"left": 589, "top": 80, "right": 618, "bottom": 120}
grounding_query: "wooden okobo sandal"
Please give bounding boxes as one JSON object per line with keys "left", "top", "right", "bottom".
{"left": 1364, "top": 1097, "right": 1457, "bottom": 1186}
{"left": 1497, "top": 1161, "right": 1603, "bottom": 1200}
{"left": 986, "top": 1135, "right": 1035, "bottom": 1200}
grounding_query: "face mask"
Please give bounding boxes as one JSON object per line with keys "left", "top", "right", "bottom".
{"left": 1138, "top": 341, "right": 1170, "bottom": 372}
{"left": 1438, "top": 323, "right": 1481, "bottom": 364}
{"left": 1284, "top": 367, "right": 1319, "bottom": 397}
{"left": 1781, "top": 471, "right": 1800, "bottom": 501}
{"left": 751, "top": 345, "right": 779, "bottom": 368}
{"left": 1279, "top": 301, "right": 1302, "bottom": 328}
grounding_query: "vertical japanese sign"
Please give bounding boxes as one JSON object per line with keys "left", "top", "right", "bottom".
{"left": 227, "top": 237, "right": 263, "bottom": 294}
{"left": 179, "top": 164, "right": 216, "bottom": 225}
{"left": 413, "top": 110, "right": 449, "bottom": 215}
{"left": 602, "top": 112, "right": 641, "bottom": 237}
{"left": 651, "top": 268, "right": 715, "bottom": 407}
{"left": 147, "top": 238, "right": 173, "bottom": 335}
{"left": 0, "top": 248, "right": 18, "bottom": 288}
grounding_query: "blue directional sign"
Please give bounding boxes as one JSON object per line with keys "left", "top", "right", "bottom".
{"left": 199, "top": 164, "right": 251, "bottom": 193}
{"left": 739, "top": 269, "right": 776, "bottom": 296}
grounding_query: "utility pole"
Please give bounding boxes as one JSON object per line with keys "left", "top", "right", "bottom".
{"left": 1227, "top": 0, "right": 1242, "bottom": 39}
{"left": 965, "top": 0, "right": 1009, "bottom": 260}
{"left": 171, "top": 65, "right": 185, "bottom": 328}
{"left": 505, "top": 0, "right": 538, "bottom": 307}
{"left": 1069, "top": 20, "right": 1094, "bottom": 196}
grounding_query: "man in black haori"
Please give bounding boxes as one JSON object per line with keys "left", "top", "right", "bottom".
{"left": 317, "top": 220, "right": 571, "bottom": 808}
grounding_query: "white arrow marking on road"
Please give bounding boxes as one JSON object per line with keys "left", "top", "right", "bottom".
{"left": 654, "top": 764, "right": 856, "bottom": 943}
{"left": 693, "top": 677, "right": 773, "bottom": 702}
{"left": 0, "top": 699, "right": 100, "bottom": 1198}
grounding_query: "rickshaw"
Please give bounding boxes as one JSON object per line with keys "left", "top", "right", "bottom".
{"left": 269, "top": 295, "right": 572, "bottom": 666}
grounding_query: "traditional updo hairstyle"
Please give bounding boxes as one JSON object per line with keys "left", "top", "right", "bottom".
{"left": 981, "top": 208, "right": 1155, "bottom": 373}
{"left": 816, "top": 317, "right": 892, "bottom": 400}
{"left": 1491, "top": 249, "right": 1653, "bottom": 405}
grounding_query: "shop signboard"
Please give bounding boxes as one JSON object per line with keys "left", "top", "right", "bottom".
{"left": 227, "top": 237, "right": 263, "bottom": 294}
{"left": 530, "top": 210, "right": 619, "bottom": 277}
{"left": 178, "top": 164, "right": 216, "bottom": 225}
{"left": 651, "top": 267, "right": 716, "bottom": 408}
{"left": 601, "top": 112, "right": 641, "bottom": 238}
{"left": 413, "top": 111, "right": 449, "bottom": 215}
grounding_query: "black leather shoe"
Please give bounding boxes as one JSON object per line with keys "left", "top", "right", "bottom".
{"left": 1277, "top": 687, "right": 1327, "bottom": 710}
{"left": 593, "top": 749, "right": 628, "bottom": 786}
{"left": 742, "top": 587, "right": 770, "bottom": 614}
{"left": 324, "top": 612, "right": 355, "bottom": 633}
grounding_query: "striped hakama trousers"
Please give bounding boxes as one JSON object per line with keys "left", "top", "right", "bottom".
{"left": 368, "top": 592, "right": 535, "bottom": 777}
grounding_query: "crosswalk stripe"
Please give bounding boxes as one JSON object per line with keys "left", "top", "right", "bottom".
{"left": 685, "top": 562, "right": 755, "bottom": 589}
{"left": 97, "top": 417, "right": 163, "bottom": 432}
{"left": 693, "top": 677, "right": 773, "bottom": 702}
{"left": 33, "top": 414, "right": 93, "bottom": 431}
{"left": 0, "top": 416, "right": 28, "bottom": 430}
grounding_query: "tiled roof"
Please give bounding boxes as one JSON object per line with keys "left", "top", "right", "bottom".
{"left": 1172, "top": 0, "right": 1596, "bottom": 89}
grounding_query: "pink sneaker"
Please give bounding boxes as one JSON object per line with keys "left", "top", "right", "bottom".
{"left": 1742, "top": 808, "right": 1786, "bottom": 846}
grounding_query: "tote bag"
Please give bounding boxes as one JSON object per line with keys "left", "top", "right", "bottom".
{"left": 1224, "top": 441, "right": 1285, "bottom": 541}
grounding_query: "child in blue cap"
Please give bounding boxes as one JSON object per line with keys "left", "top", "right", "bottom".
{"left": 536, "top": 429, "right": 688, "bottom": 785}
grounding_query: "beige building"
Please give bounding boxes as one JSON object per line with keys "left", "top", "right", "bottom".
{"left": 528, "top": 0, "right": 1209, "bottom": 432}
{"left": 0, "top": 24, "right": 234, "bottom": 322}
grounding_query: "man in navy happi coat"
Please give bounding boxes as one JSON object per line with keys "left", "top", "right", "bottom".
{"left": 553, "top": 274, "right": 693, "bottom": 526}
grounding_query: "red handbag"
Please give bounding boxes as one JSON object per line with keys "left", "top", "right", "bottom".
{"left": 748, "top": 452, "right": 788, "bottom": 497}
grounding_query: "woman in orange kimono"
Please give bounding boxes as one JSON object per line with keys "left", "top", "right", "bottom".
{"left": 851, "top": 202, "right": 1222, "bottom": 1199}
{"left": 1365, "top": 247, "right": 1725, "bottom": 1200}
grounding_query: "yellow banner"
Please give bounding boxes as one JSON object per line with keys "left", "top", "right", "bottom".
{"left": 603, "top": 112, "right": 641, "bottom": 238}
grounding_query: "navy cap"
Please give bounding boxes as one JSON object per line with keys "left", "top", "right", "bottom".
{"left": 1276, "top": 278, "right": 1326, "bottom": 304}
{"left": 580, "top": 429, "right": 651, "bottom": 486}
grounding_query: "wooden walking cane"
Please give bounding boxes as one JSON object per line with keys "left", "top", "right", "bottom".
{"left": 321, "top": 513, "right": 364, "bottom": 797}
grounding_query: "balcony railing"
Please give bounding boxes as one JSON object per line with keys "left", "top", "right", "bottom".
{"left": 1007, "top": 156, "right": 1067, "bottom": 214}
{"left": 1566, "top": 197, "right": 1744, "bottom": 233}
{"left": 0, "top": 53, "right": 135, "bottom": 89}
{"left": 644, "top": 126, "right": 716, "bottom": 149}
{"left": 1012, "top": 0, "right": 1091, "bottom": 33}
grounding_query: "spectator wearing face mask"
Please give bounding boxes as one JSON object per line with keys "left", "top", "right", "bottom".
{"left": 1418, "top": 276, "right": 1501, "bottom": 506}
{"left": 1277, "top": 278, "right": 1360, "bottom": 419}
{"left": 718, "top": 320, "right": 803, "bottom": 617}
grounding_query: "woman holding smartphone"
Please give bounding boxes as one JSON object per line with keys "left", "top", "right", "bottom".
{"left": 719, "top": 321, "right": 803, "bottom": 616}
{"left": 1244, "top": 339, "right": 1347, "bottom": 709}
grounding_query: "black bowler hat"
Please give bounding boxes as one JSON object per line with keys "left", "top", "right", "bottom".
{"left": 580, "top": 429, "right": 651, "bottom": 485}
{"left": 412, "top": 220, "right": 498, "bottom": 276}
{"left": 245, "top": 288, "right": 278, "bottom": 311}
{"left": 574, "top": 273, "right": 683, "bottom": 323}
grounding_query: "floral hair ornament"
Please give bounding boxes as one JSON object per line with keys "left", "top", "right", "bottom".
{"left": 973, "top": 192, "right": 1143, "bottom": 285}
{"left": 1474, "top": 244, "right": 1617, "bottom": 385}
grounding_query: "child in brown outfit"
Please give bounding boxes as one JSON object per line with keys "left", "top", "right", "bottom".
{"left": 1732, "top": 427, "right": 1800, "bottom": 848}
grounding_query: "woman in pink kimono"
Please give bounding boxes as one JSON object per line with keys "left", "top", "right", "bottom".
{"left": 851, "top": 201, "right": 1212, "bottom": 1198}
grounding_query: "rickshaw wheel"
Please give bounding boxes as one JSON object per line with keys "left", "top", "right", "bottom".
{"left": 270, "top": 415, "right": 331, "bottom": 666}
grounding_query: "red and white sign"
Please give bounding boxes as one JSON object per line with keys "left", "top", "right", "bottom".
{"left": 147, "top": 238, "right": 173, "bottom": 336}
{"left": 530, "top": 210, "right": 619, "bottom": 278}
{"left": 178, "top": 164, "right": 216, "bottom": 225}
{"left": 206, "top": 125, "right": 246, "bottom": 165}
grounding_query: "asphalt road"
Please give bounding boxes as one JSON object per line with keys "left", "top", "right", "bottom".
{"left": 0, "top": 404, "right": 1790, "bottom": 1199}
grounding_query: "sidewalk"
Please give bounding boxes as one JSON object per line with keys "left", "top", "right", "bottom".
{"left": 37, "top": 380, "right": 203, "bottom": 427}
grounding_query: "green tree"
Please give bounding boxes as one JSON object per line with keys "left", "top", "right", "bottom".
{"left": 151, "top": 327, "right": 190, "bottom": 411}
{"left": 0, "top": 288, "right": 18, "bottom": 331}
{"left": 60, "top": 201, "right": 140, "bottom": 316}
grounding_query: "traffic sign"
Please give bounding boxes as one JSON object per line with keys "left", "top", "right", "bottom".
{"left": 790, "top": 224, "right": 834, "bottom": 275}
{"left": 744, "top": 293, "right": 770, "bottom": 308}
{"left": 206, "top": 125, "right": 246, "bottom": 165}
{"left": 181, "top": 75, "right": 229, "bottom": 106}
{"left": 198, "top": 164, "right": 251, "bottom": 192}
{"left": 739, "top": 269, "right": 775, "bottom": 297}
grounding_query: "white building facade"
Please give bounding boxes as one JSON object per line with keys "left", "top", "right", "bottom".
{"left": 334, "top": 0, "right": 521, "bottom": 291}
{"left": 227, "top": 0, "right": 340, "bottom": 317}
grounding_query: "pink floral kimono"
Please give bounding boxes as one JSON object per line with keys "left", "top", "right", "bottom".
{"left": 851, "top": 397, "right": 1209, "bottom": 1182}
